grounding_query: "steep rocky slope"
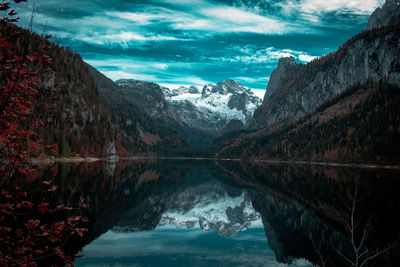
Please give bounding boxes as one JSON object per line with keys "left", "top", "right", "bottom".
{"left": 251, "top": 0, "right": 400, "bottom": 129}
{"left": 263, "top": 57, "right": 296, "bottom": 102}
{"left": 163, "top": 80, "right": 261, "bottom": 137}
{"left": 367, "top": 0, "right": 400, "bottom": 30}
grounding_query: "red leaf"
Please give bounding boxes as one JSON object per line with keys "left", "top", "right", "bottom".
{"left": 26, "top": 219, "right": 40, "bottom": 231}
{"left": 34, "top": 249, "right": 44, "bottom": 255}
{"left": 54, "top": 204, "right": 64, "bottom": 211}
{"left": 48, "top": 185, "right": 57, "bottom": 192}
{"left": 37, "top": 202, "right": 49, "bottom": 214}
{"left": 18, "top": 168, "right": 28, "bottom": 175}
{"left": 42, "top": 180, "right": 52, "bottom": 185}
{"left": 26, "top": 55, "right": 37, "bottom": 62}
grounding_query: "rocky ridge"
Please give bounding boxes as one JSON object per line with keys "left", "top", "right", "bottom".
{"left": 367, "top": 0, "right": 400, "bottom": 30}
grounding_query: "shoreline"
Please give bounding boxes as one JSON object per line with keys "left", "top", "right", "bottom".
{"left": 29, "top": 156, "right": 400, "bottom": 170}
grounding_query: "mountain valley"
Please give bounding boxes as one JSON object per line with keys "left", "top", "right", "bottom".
{"left": 1, "top": 0, "right": 400, "bottom": 163}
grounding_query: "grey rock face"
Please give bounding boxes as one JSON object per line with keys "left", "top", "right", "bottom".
{"left": 263, "top": 57, "right": 297, "bottom": 102}
{"left": 251, "top": 26, "right": 400, "bottom": 128}
{"left": 367, "top": 0, "right": 400, "bottom": 30}
{"left": 188, "top": 85, "right": 200, "bottom": 94}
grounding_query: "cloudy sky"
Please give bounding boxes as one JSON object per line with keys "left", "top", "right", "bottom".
{"left": 15, "top": 0, "right": 384, "bottom": 96}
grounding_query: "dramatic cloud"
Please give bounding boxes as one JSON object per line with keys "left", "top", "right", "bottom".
{"left": 14, "top": 0, "right": 383, "bottom": 91}
{"left": 206, "top": 46, "right": 318, "bottom": 64}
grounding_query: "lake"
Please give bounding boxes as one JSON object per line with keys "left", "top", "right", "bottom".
{"left": 20, "top": 159, "right": 400, "bottom": 266}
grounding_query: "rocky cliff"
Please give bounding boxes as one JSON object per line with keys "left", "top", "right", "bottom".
{"left": 367, "top": 0, "right": 400, "bottom": 30}
{"left": 263, "top": 57, "right": 297, "bottom": 102}
{"left": 251, "top": 1, "right": 400, "bottom": 129}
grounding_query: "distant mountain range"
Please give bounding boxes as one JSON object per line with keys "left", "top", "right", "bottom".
{"left": 163, "top": 80, "right": 261, "bottom": 137}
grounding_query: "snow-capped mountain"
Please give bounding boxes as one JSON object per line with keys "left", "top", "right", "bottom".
{"left": 162, "top": 80, "right": 262, "bottom": 136}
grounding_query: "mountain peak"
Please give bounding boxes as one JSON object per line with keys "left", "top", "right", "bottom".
{"left": 263, "top": 56, "right": 297, "bottom": 102}
{"left": 201, "top": 80, "right": 251, "bottom": 97}
{"left": 367, "top": 0, "right": 400, "bottom": 30}
{"left": 277, "top": 56, "right": 296, "bottom": 69}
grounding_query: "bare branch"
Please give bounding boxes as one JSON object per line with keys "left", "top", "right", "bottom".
{"left": 331, "top": 239, "right": 354, "bottom": 265}
{"left": 359, "top": 247, "right": 391, "bottom": 267}
{"left": 41, "top": 19, "right": 47, "bottom": 37}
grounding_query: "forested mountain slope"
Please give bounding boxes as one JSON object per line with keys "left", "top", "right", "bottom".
{"left": 1, "top": 23, "right": 188, "bottom": 158}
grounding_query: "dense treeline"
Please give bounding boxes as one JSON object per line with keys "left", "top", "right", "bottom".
{"left": 215, "top": 81, "right": 400, "bottom": 163}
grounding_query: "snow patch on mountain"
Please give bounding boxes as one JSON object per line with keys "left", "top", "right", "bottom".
{"left": 162, "top": 80, "right": 262, "bottom": 136}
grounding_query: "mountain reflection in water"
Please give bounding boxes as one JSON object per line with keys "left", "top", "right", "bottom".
{"left": 29, "top": 160, "right": 400, "bottom": 266}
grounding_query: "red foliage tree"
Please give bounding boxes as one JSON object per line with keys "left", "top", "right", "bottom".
{"left": 0, "top": 1, "right": 88, "bottom": 266}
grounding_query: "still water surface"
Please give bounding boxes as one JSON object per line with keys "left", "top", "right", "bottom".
{"left": 32, "top": 159, "right": 400, "bottom": 266}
